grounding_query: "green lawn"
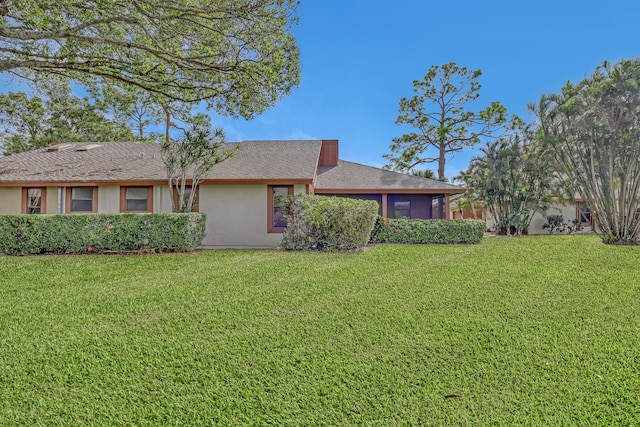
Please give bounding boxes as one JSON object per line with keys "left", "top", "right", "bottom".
{"left": 0, "top": 235, "right": 639, "bottom": 425}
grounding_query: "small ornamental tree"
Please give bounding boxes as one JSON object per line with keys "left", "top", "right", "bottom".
{"left": 462, "top": 133, "right": 561, "bottom": 236}
{"left": 161, "top": 123, "right": 235, "bottom": 213}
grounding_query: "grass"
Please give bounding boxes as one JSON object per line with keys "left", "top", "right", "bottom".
{"left": 0, "top": 234, "right": 639, "bottom": 425}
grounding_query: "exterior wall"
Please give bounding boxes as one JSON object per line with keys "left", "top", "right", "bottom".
{"left": 199, "top": 183, "right": 306, "bottom": 248}
{"left": 387, "top": 194, "right": 434, "bottom": 219}
{"left": 1, "top": 183, "right": 306, "bottom": 247}
{"left": 0, "top": 187, "right": 22, "bottom": 214}
{"left": 324, "top": 193, "right": 449, "bottom": 220}
{"left": 45, "top": 187, "right": 61, "bottom": 214}
{"left": 528, "top": 203, "right": 593, "bottom": 234}
{"left": 486, "top": 202, "right": 594, "bottom": 234}
{"left": 98, "top": 185, "right": 172, "bottom": 213}
{"left": 153, "top": 185, "right": 173, "bottom": 213}
{"left": 98, "top": 186, "right": 120, "bottom": 213}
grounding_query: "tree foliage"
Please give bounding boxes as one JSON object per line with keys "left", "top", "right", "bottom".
{"left": 460, "top": 134, "right": 560, "bottom": 236}
{"left": 0, "top": 0, "right": 300, "bottom": 118}
{"left": 385, "top": 62, "right": 513, "bottom": 180}
{"left": 0, "top": 80, "right": 133, "bottom": 155}
{"left": 534, "top": 59, "right": 640, "bottom": 244}
{"left": 410, "top": 168, "right": 437, "bottom": 180}
{"left": 90, "top": 85, "right": 163, "bottom": 141}
{"left": 161, "top": 123, "right": 235, "bottom": 213}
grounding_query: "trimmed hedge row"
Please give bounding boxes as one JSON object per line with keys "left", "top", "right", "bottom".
{"left": 279, "top": 195, "right": 379, "bottom": 251}
{"left": 370, "top": 217, "right": 485, "bottom": 244}
{"left": 0, "top": 213, "right": 206, "bottom": 255}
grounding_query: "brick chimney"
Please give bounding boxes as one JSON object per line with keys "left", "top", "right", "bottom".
{"left": 319, "top": 139, "right": 338, "bottom": 166}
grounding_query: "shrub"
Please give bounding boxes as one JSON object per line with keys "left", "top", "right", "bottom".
{"left": 542, "top": 215, "right": 584, "bottom": 234}
{"left": 279, "top": 195, "right": 379, "bottom": 251}
{"left": 370, "top": 217, "right": 485, "bottom": 244}
{"left": 0, "top": 213, "right": 206, "bottom": 255}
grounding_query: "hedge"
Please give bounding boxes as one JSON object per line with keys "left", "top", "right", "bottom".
{"left": 279, "top": 195, "right": 379, "bottom": 251}
{"left": 0, "top": 213, "right": 206, "bottom": 255}
{"left": 370, "top": 217, "right": 485, "bottom": 244}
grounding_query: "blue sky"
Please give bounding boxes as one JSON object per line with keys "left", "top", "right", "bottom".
{"left": 2, "top": 2, "right": 639, "bottom": 179}
{"left": 209, "top": 0, "right": 640, "bottom": 179}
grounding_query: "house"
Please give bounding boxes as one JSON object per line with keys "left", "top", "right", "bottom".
{"left": 475, "top": 198, "right": 594, "bottom": 235}
{"left": 0, "top": 140, "right": 466, "bottom": 247}
{"left": 526, "top": 199, "right": 594, "bottom": 234}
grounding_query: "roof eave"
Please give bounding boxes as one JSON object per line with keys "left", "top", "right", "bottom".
{"left": 314, "top": 187, "right": 466, "bottom": 195}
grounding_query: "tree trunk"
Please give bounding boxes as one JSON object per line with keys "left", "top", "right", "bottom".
{"left": 438, "top": 143, "right": 446, "bottom": 180}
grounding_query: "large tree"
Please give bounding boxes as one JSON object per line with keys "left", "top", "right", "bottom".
{"left": 0, "top": 0, "right": 300, "bottom": 118}
{"left": 0, "top": 80, "right": 133, "bottom": 155}
{"left": 535, "top": 59, "right": 640, "bottom": 245}
{"left": 385, "top": 62, "right": 513, "bottom": 180}
{"left": 91, "top": 85, "right": 163, "bottom": 142}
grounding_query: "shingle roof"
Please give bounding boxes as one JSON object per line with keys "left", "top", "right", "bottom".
{"left": 0, "top": 140, "right": 323, "bottom": 184}
{"left": 0, "top": 141, "right": 466, "bottom": 194}
{"left": 315, "top": 160, "right": 465, "bottom": 194}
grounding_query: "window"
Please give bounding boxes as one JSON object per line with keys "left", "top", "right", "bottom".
{"left": 432, "top": 196, "right": 444, "bottom": 219}
{"left": 394, "top": 200, "right": 411, "bottom": 219}
{"left": 22, "top": 188, "right": 46, "bottom": 214}
{"left": 577, "top": 201, "right": 592, "bottom": 227}
{"left": 172, "top": 186, "right": 199, "bottom": 212}
{"left": 121, "top": 186, "right": 153, "bottom": 212}
{"left": 268, "top": 185, "right": 293, "bottom": 233}
{"left": 66, "top": 187, "right": 97, "bottom": 213}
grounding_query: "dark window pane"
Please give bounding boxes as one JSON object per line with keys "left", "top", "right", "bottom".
{"left": 273, "top": 208, "right": 287, "bottom": 228}
{"left": 394, "top": 201, "right": 411, "bottom": 219}
{"left": 71, "top": 199, "right": 92, "bottom": 212}
{"left": 272, "top": 186, "right": 291, "bottom": 228}
{"left": 579, "top": 202, "right": 591, "bottom": 224}
{"left": 125, "top": 187, "right": 149, "bottom": 211}
{"left": 127, "top": 199, "right": 148, "bottom": 211}
{"left": 70, "top": 187, "right": 94, "bottom": 212}
{"left": 432, "top": 197, "right": 444, "bottom": 219}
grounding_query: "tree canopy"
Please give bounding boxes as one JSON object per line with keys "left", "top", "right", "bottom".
{"left": 0, "top": 80, "right": 133, "bottom": 155}
{"left": 460, "top": 133, "right": 561, "bottom": 236}
{"left": 0, "top": 0, "right": 300, "bottom": 119}
{"left": 535, "top": 59, "right": 640, "bottom": 245}
{"left": 385, "top": 62, "right": 513, "bottom": 180}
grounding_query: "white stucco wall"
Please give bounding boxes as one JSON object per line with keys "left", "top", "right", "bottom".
{"left": 0, "top": 188, "right": 22, "bottom": 214}
{"left": 154, "top": 185, "right": 173, "bottom": 213}
{"left": 199, "top": 183, "right": 306, "bottom": 248}
{"left": 1, "top": 183, "right": 307, "bottom": 247}
{"left": 98, "top": 186, "right": 120, "bottom": 213}
{"left": 528, "top": 203, "right": 593, "bottom": 234}
{"left": 45, "top": 187, "right": 61, "bottom": 214}
{"left": 486, "top": 202, "right": 594, "bottom": 234}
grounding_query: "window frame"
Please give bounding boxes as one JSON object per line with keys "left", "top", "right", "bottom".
{"left": 65, "top": 187, "right": 98, "bottom": 213}
{"left": 576, "top": 201, "right": 593, "bottom": 228}
{"left": 267, "top": 185, "right": 293, "bottom": 233}
{"left": 22, "top": 187, "right": 47, "bottom": 214}
{"left": 120, "top": 186, "right": 153, "bottom": 213}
